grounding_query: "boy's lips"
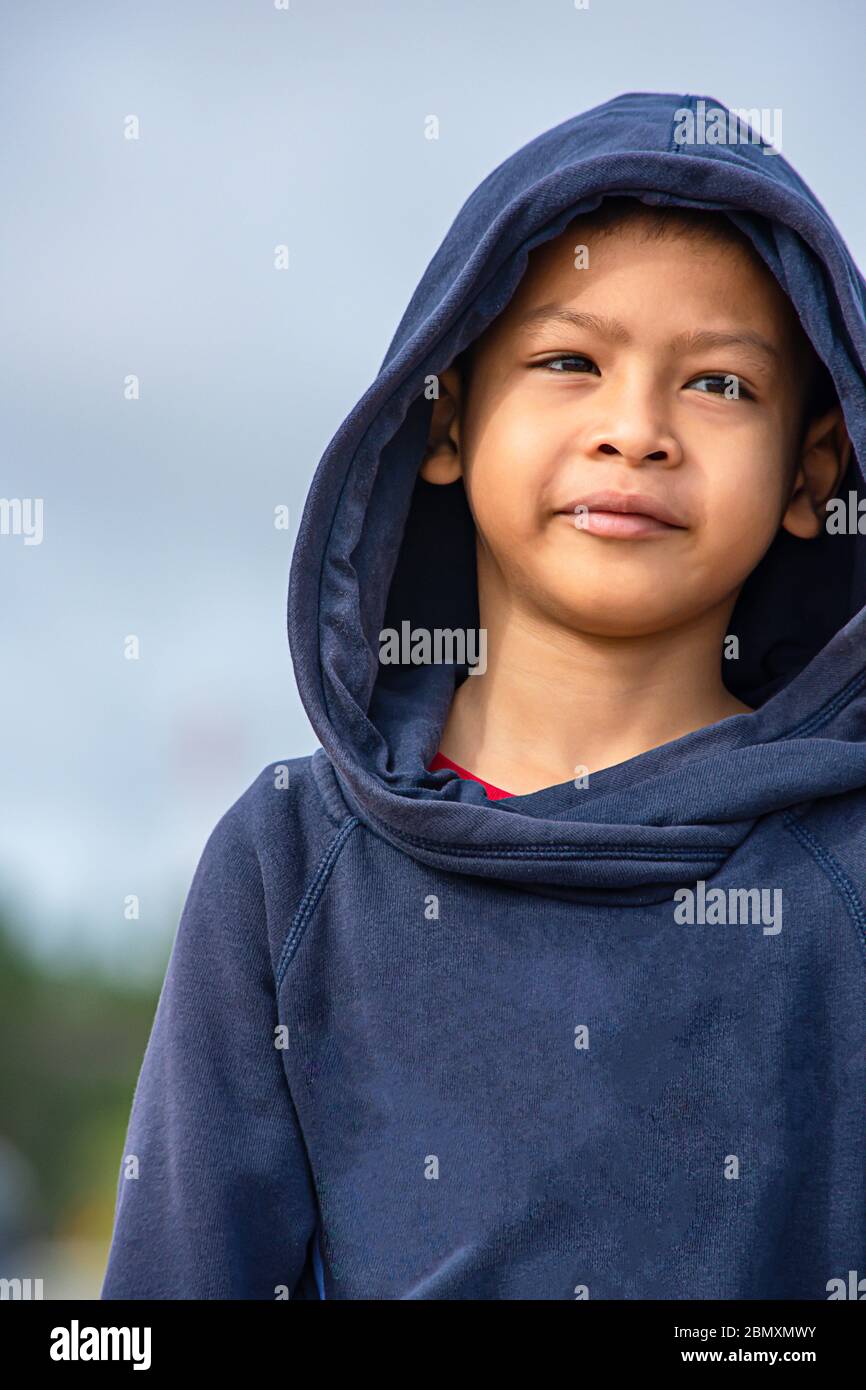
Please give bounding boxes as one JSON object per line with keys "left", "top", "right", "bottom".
{"left": 557, "top": 489, "right": 688, "bottom": 538}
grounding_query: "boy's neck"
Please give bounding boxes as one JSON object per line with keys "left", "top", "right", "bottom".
{"left": 438, "top": 595, "right": 752, "bottom": 796}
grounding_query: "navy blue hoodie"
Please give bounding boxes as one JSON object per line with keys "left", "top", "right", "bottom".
{"left": 102, "top": 92, "right": 866, "bottom": 1301}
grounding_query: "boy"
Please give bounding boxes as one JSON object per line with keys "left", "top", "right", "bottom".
{"left": 421, "top": 197, "right": 844, "bottom": 793}
{"left": 102, "top": 92, "right": 866, "bottom": 1300}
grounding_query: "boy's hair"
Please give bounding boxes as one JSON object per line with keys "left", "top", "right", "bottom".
{"left": 455, "top": 197, "right": 837, "bottom": 431}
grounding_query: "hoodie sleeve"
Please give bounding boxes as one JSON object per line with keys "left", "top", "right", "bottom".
{"left": 100, "top": 801, "right": 320, "bottom": 1300}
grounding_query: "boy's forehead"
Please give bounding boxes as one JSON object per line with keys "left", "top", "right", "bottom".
{"left": 479, "top": 217, "right": 807, "bottom": 360}
{"left": 512, "top": 221, "right": 772, "bottom": 315}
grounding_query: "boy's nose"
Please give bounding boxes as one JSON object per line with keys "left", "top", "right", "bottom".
{"left": 584, "top": 388, "right": 683, "bottom": 467}
{"left": 594, "top": 438, "right": 679, "bottom": 465}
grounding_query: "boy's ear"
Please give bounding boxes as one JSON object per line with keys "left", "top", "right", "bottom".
{"left": 419, "top": 365, "right": 463, "bottom": 484}
{"left": 781, "top": 405, "right": 852, "bottom": 539}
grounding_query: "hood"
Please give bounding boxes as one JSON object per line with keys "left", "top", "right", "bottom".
{"left": 288, "top": 91, "right": 866, "bottom": 904}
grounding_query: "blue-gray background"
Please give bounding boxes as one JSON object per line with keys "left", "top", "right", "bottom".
{"left": 1, "top": 0, "right": 864, "bottom": 1292}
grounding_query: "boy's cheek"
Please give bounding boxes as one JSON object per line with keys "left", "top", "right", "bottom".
{"left": 467, "top": 446, "right": 552, "bottom": 531}
{"left": 707, "top": 466, "right": 786, "bottom": 544}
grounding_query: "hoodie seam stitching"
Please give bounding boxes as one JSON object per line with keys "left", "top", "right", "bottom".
{"left": 781, "top": 811, "right": 866, "bottom": 965}
{"left": 388, "top": 846, "right": 724, "bottom": 861}
{"left": 361, "top": 818, "right": 728, "bottom": 861}
{"left": 669, "top": 94, "right": 693, "bottom": 154}
{"left": 776, "top": 669, "right": 866, "bottom": 741}
{"left": 276, "top": 816, "right": 360, "bottom": 987}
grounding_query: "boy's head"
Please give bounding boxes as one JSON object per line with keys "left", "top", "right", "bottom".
{"left": 420, "top": 198, "right": 850, "bottom": 640}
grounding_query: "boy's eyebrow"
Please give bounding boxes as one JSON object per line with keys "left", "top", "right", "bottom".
{"left": 671, "top": 327, "right": 781, "bottom": 367}
{"left": 518, "top": 304, "right": 780, "bottom": 368}
{"left": 519, "top": 306, "right": 630, "bottom": 342}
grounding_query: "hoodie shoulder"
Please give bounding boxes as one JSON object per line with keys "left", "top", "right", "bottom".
{"left": 197, "top": 753, "right": 350, "bottom": 982}
{"left": 219, "top": 753, "right": 341, "bottom": 845}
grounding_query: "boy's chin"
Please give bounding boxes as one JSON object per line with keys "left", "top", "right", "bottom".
{"left": 535, "top": 580, "right": 696, "bottom": 639}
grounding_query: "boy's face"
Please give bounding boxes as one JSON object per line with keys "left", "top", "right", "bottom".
{"left": 422, "top": 219, "right": 847, "bottom": 639}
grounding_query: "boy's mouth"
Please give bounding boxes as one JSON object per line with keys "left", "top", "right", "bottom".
{"left": 557, "top": 489, "right": 688, "bottom": 538}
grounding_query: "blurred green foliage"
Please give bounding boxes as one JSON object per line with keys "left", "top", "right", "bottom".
{"left": 0, "top": 909, "right": 161, "bottom": 1247}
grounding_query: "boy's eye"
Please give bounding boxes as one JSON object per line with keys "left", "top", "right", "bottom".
{"left": 687, "top": 373, "right": 753, "bottom": 400}
{"left": 537, "top": 354, "right": 600, "bottom": 375}
{"left": 533, "top": 358, "right": 755, "bottom": 399}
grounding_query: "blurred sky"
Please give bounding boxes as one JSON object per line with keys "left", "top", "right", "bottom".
{"left": 2, "top": 0, "right": 865, "bottom": 976}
